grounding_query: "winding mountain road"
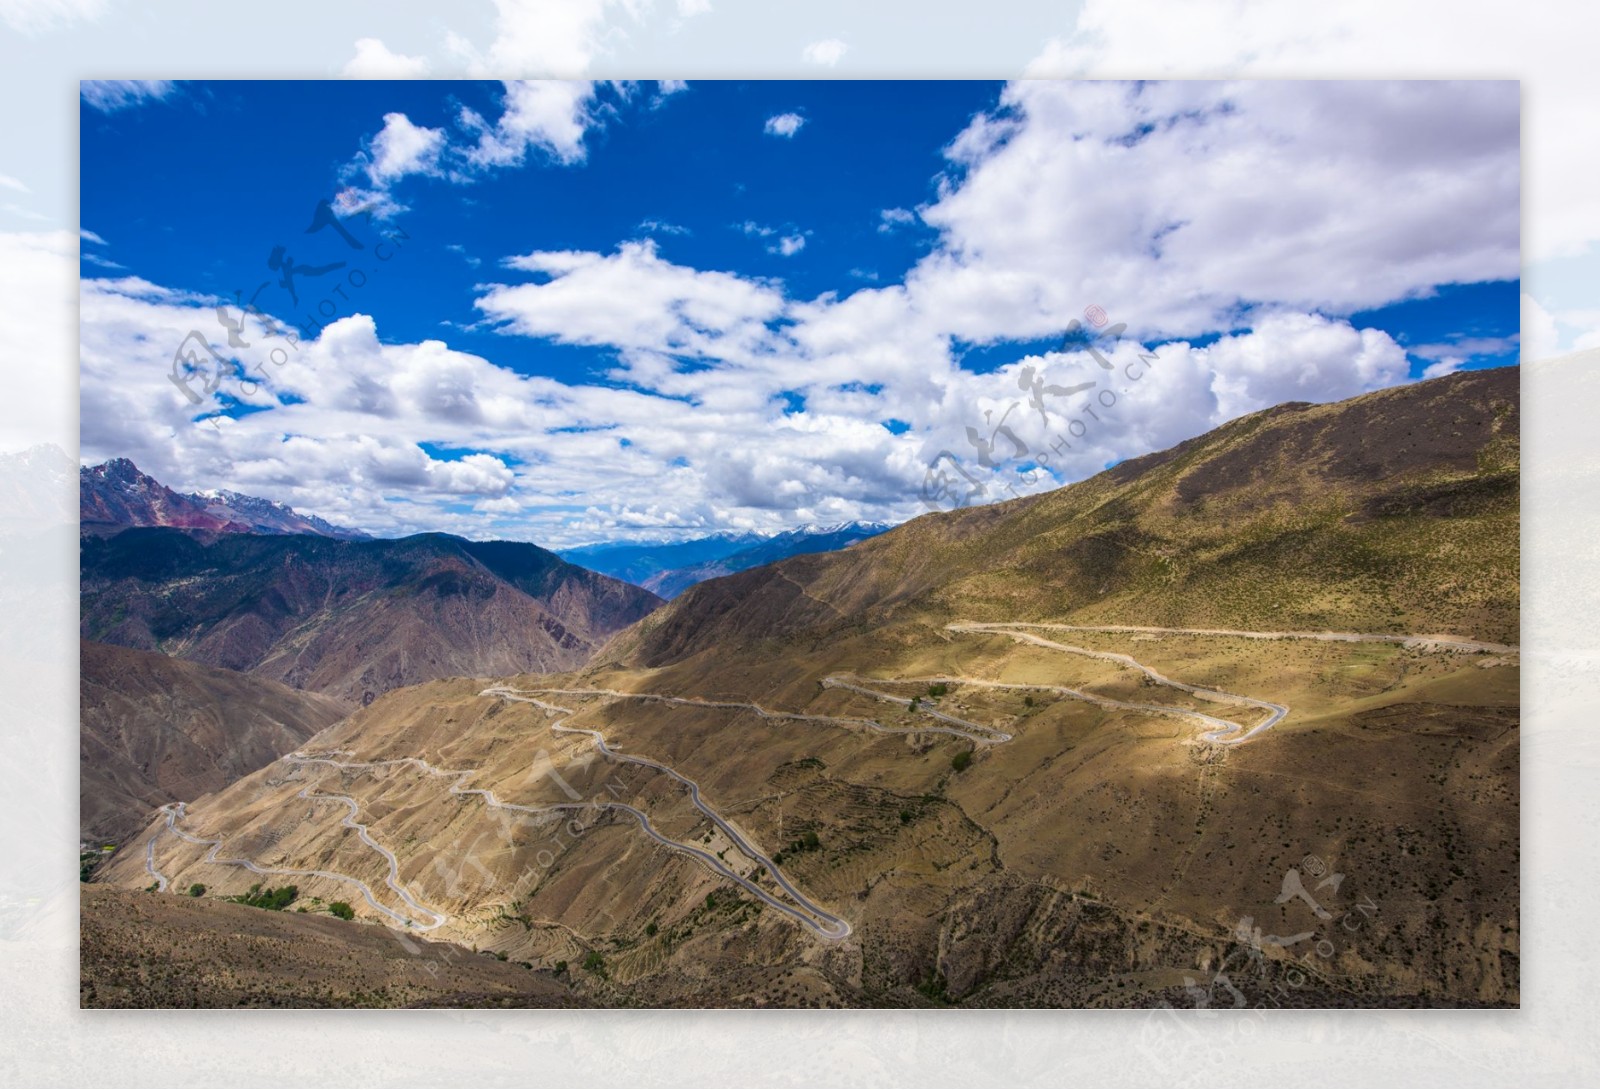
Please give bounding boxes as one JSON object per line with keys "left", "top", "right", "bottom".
{"left": 832, "top": 670, "right": 1264, "bottom": 744}
{"left": 284, "top": 742, "right": 847, "bottom": 939}
{"left": 960, "top": 621, "right": 1518, "bottom": 656}
{"left": 141, "top": 794, "right": 447, "bottom": 929}
{"left": 946, "top": 622, "right": 1287, "bottom": 743}
{"left": 138, "top": 618, "right": 1506, "bottom": 940}
{"left": 524, "top": 684, "right": 1010, "bottom": 745}
{"left": 482, "top": 687, "right": 852, "bottom": 940}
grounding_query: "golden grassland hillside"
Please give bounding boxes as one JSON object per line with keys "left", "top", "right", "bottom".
{"left": 612, "top": 366, "right": 1517, "bottom": 670}
{"left": 93, "top": 367, "right": 1519, "bottom": 1008}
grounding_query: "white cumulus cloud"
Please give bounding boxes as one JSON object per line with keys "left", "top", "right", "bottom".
{"left": 364, "top": 113, "right": 447, "bottom": 184}
{"left": 478, "top": 239, "right": 786, "bottom": 363}
{"left": 75, "top": 78, "right": 1521, "bottom": 544}
{"left": 764, "top": 112, "right": 805, "bottom": 138}
{"left": 461, "top": 80, "right": 602, "bottom": 168}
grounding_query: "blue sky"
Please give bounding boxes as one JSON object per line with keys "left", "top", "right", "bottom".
{"left": 81, "top": 81, "right": 1000, "bottom": 383}
{"left": 78, "top": 79, "right": 1521, "bottom": 546}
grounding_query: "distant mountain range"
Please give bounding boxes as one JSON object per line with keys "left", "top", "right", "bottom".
{"left": 80, "top": 458, "right": 369, "bottom": 540}
{"left": 80, "top": 461, "right": 893, "bottom": 597}
{"left": 562, "top": 522, "right": 893, "bottom": 599}
{"left": 81, "top": 528, "right": 662, "bottom": 705}
{"left": 559, "top": 531, "right": 765, "bottom": 585}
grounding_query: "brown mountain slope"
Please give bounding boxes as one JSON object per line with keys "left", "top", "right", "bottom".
{"left": 104, "top": 369, "right": 1518, "bottom": 1008}
{"left": 80, "top": 885, "right": 585, "bottom": 1008}
{"left": 80, "top": 640, "right": 349, "bottom": 843}
{"left": 610, "top": 366, "right": 1517, "bottom": 669}
{"left": 80, "top": 530, "right": 662, "bottom": 704}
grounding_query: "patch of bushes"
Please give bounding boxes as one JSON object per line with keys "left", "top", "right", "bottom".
{"left": 772, "top": 828, "right": 822, "bottom": 865}
{"left": 328, "top": 901, "right": 354, "bottom": 920}
{"left": 951, "top": 750, "right": 973, "bottom": 773}
{"left": 230, "top": 882, "right": 299, "bottom": 911}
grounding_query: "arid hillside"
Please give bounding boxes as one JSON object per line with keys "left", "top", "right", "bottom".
{"left": 80, "top": 885, "right": 584, "bottom": 1008}
{"left": 98, "top": 369, "right": 1519, "bottom": 1008}
{"left": 80, "top": 640, "right": 349, "bottom": 844}
{"left": 612, "top": 366, "right": 1518, "bottom": 669}
{"left": 80, "top": 529, "right": 662, "bottom": 704}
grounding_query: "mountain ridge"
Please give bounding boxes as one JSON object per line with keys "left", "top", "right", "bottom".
{"left": 639, "top": 522, "right": 893, "bottom": 599}
{"left": 80, "top": 526, "right": 662, "bottom": 704}
{"left": 80, "top": 458, "right": 369, "bottom": 540}
{"left": 607, "top": 366, "right": 1519, "bottom": 669}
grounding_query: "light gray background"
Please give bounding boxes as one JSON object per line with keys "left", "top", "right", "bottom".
{"left": 1, "top": 1, "right": 1594, "bottom": 1085}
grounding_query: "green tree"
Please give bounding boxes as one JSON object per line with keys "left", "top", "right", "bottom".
{"left": 951, "top": 750, "right": 973, "bottom": 772}
{"left": 328, "top": 901, "right": 354, "bottom": 920}
{"left": 187, "top": 883, "right": 205, "bottom": 898}
{"left": 582, "top": 951, "right": 606, "bottom": 977}
{"left": 231, "top": 883, "right": 299, "bottom": 910}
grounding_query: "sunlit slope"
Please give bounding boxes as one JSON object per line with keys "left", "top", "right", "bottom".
{"left": 97, "top": 368, "right": 1519, "bottom": 1007}
{"left": 612, "top": 366, "right": 1517, "bottom": 670}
